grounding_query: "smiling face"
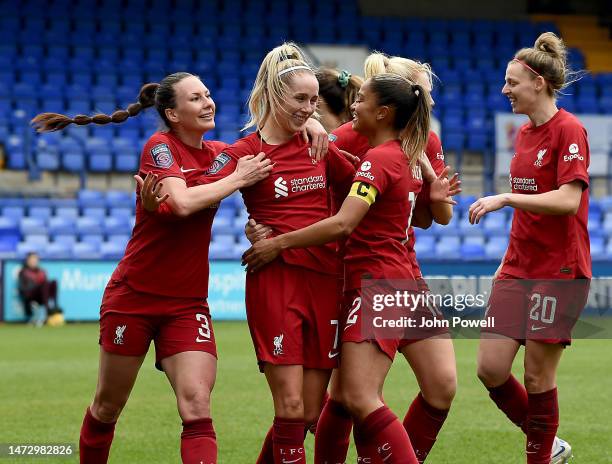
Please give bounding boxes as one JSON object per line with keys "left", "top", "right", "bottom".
{"left": 276, "top": 72, "right": 319, "bottom": 134}
{"left": 350, "top": 79, "right": 380, "bottom": 137}
{"left": 502, "top": 61, "right": 544, "bottom": 115}
{"left": 165, "top": 75, "right": 215, "bottom": 133}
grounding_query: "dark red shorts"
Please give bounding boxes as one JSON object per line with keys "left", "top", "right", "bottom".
{"left": 342, "top": 279, "right": 449, "bottom": 361}
{"left": 99, "top": 277, "right": 217, "bottom": 370}
{"left": 245, "top": 259, "right": 341, "bottom": 371}
{"left": 482, "top": 273, "right": 591, "bottom": 345}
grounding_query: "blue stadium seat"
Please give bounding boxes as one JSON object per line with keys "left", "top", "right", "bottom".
{"left": 115, "top": 154, "right": 139, "bottom": 172}
{"left": 81, "top": 234, "right": 105, "bottom": 247}
{"left": 20, "top": 217, "right": 46, "bottom": 235}
{"left": 48, "top": 217, "right": 76, "bottom": 235}
{"left": 53, "top": 234, "right": 78, "bottom": 247}
{"left": 89, "top": 154, "right": 113, "bottom": 172}
{"left": 435, "top": 236, "right": 462, "bottom": 259}
{"left": 106, "top": 190, "right": 134, "bottom": 209}
{"left": 72, "top": 242, "right": 102, "bottom": 259}
{"left": 100, "top": 241, "right": 127, "bottom": 259}
{"left": 56, "top": 206, "right": 79, "bottom": 219}
{"left": 77, "top": 217, "right": 104, "bottom": 236}
{"left": 28, "top": 206, "right": 53, "bottom": 221}
{"left": 2, "top": 206, "right": 25, "bottom": 220}
{"left": 484, "top": 237, "right": 508, "bottom": 259}
{"left": 461, "top": 242, "right": 485, "bottom": 260}
{"left": 42, "top": 242, "right": 71, "bottom": 259}
{"left": 78, "top": 190, "right": 106, "bottom": 208}
{"left": 104, "top": 217, "right": 132, "bottom": 235}
{"left": 414, "top": 235, "right": 436, "bottom": 259}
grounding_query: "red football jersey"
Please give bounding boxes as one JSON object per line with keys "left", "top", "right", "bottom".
{"left": 407, "top": 131, "right": 446, "bottom": 278}
{"left": 332, "top": 123, "right": 445, "bottom": 279}
{"left": 345, "top": 140, "right": 423, "bottom": 290}
{"left": 332, "top": 121, "right": 370, "bottom": 158}
{"left": 501, "top": 109, "right": 591, "bottom": 279}
{"left": 114, "top": 131, "right": 230, "bottom": 298}
{"left": 223, "top": 132, "right": 355, "bottom": 274}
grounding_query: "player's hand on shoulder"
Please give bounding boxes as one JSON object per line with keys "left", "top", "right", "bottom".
{"left": 303, "top": 118, "right": 329, "bottom": 162}
{"left": 235, "top": 152, "right": 273, "bottom": 187}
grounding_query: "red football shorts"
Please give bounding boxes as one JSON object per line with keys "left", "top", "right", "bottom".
{"left": 245, "top": 259, "right": 341, "bottom": 371}
{"left": 342, "top": 278, "right": 451, "bottom": 360}
{"left": 99, "top": 277, "right": 217, "bottom": 370}
{"left": 482, "top": 273, "right": 591, "bottom": 345}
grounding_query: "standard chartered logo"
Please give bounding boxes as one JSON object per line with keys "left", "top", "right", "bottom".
{"left": 274, "top": 176, "right": 288, "bottom": 198}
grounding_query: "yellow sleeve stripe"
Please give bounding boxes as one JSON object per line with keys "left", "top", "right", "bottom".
{"left": 348, "top": 181, "right": 378, "bottom": 206}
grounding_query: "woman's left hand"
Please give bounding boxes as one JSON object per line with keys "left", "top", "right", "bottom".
{"left": 134, "top": 172, "right": 170, "bottom": 211}
{"left": 303, "top": 118, "right": 329, "bottom": 162}
{"left": 241, "top": 237, "right": 282, "bottom": 272}
{"left": 469, "top": 194, "right": 509, "bottom": 224}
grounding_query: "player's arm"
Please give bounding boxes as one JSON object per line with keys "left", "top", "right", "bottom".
{"left": 411, "top": 199, "right": 433, "bottom": 229}
{"left": 469, "top": 181, "right": 583, "bottom": 224}
{"left": 303, "top": 117, "right": 329, "bottom": 161}
{"left": 242, "top": 181, "right": 375, "bottom": 271}
{"left": 141, "top": 153, "right": 272, "bottom": 218}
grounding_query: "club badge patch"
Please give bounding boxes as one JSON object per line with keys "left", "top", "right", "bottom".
{"left": 206, "top": 153, "right": 231, "bottom": 175}
{"left": 150, "top": 143, "right": 174, "bottom": 168}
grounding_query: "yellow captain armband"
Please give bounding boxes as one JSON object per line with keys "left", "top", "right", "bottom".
{"left": 348, "top": 181, "right": 378, "bottom": 206}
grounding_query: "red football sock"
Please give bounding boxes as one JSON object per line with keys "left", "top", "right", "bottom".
{"left": 402, "top": 393, "right": 449, "bottom": 463}
{"left": 273, "top": 417, "right": 306, "bottom": 464}
{"left": 79, "top": 407, "right": 116, "bottom": 464}
{"left": 355, "top": 406, "right": 418, "bottom": 464}
{"left": 487, "top": 375, "right": 528, "bottom": 433}
{"left": 257, "top": 426, "right": 274, "bottom": 464}
{"left": 314, "top": 399, "right": 353, "bottom": 464}
{"left": 526, "top": 388, "right": 559, "bottom": 464}
{"left": 181, "top": 417, "right": 217, "bottom": 464}
{"left": 354, "top": 426, "right": 382, "bottom": 464}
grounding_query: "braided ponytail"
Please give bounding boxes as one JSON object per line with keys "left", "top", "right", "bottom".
{"left": 31, "top": 82, "right": 159, "bottom": 133}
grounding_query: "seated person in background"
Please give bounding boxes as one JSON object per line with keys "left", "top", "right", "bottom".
{"left": 18, "top": 252, "right": 59, "bottom": 322}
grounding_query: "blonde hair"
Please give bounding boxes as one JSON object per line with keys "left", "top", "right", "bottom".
{"left": 369, "top": 74, "right": 431, "bottom": 167}
{"left": 364, "top": 52, "right": 434, "bottom": 89}
{"left": 243, "top": 42, "right": 315, "bottom": 131}
{"left": 513, "top": 32, "right": 581, "bottom": 97}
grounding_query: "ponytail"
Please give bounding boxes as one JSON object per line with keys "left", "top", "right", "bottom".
{"left": 32, "top": 83, "right": 158, "bottom": 132}
{"left": 368, "top": 74, "right": 431, "bottom": 166}
{"left": 399, "top": 84, "right": 430, "bottom": 167}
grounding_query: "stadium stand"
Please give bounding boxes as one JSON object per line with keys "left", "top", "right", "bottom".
{"left": 0, "top": 0, "right": 610, "bottom": 260}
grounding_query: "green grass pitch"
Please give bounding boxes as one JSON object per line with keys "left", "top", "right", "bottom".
{"left": 1, "top": 322, "right": 611, "bottom": 463}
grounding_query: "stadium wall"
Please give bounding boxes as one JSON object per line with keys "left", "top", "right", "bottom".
{"left": 2, "top": 260, "right": 611, "bottom": 322}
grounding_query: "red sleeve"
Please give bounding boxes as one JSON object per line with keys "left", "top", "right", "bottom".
{"left": 418, "top": 132, "right": 447, "bottom": 206}
{"left": 194, "top": 138, "right": 254, "bottom": 186}
{"left": 353, "top": 147, "right": 394, "bottom": 195}
{"left": 140, "top": 133, "right": 185, "bottom": 182}
{"left": 426, "top": 131, "right": 446, "bottom": 176}
{"left": 555, "top": 122, "right": 590, "bottom": 190}
{"left": 332, "top": 122, "right": 370, "bottom": 159}
{"left": 327, "top": 142, "right": 356, "bottom": 196}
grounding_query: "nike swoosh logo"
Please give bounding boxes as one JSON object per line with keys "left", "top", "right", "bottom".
{"left": 552, "top": 445, "right": 565, "bottom": 457}
{"left": 195, "top": 337, "right": 211, "bottom": 343}
{"left": 328, "top": 351, "right": 339, "bottom": 359}
{"left": 282, "top": 459, "right": 302, "bottom": 464}
{"left": 181, "top": 167, "right": 197, "bottom": 173}
{"left": 531, "top": 326, "right": 546, "bottom": 331}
